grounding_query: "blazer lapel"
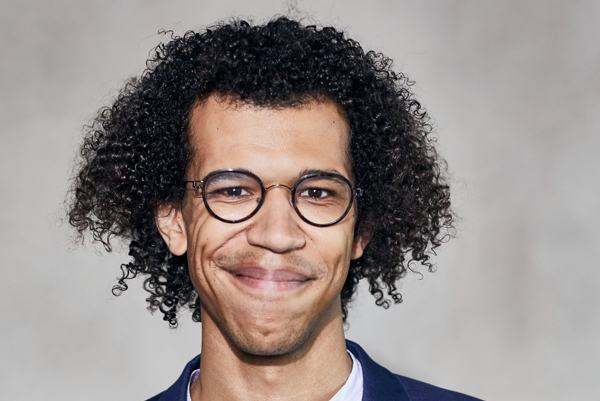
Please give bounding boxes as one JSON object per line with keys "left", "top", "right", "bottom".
{"left": 346, "top": 340, "right": 411, "bottom": 401}
{"left": 146, "top": 355, "right": 200, "bottom": 401}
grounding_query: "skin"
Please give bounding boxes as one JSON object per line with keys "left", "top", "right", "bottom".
{"left": 156, "top": 95, "right": 368, "bottom": 401}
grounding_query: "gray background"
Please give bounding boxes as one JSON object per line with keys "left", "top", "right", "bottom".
{"left": 1, "top": 0, "right": 599, "bottom": 400}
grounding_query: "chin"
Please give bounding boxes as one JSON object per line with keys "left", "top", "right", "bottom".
{"left": 235, "top": 332, "right": 312, "bottom": 357}
{"left": 224, "top": 317, "right": 316, "bottom": 357}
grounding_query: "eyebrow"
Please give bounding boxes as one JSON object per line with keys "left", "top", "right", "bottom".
{"left": 199, "top": 167, "right": 350, "bottom": 182}
{"left": 208, "top": 170, "right": 255, "bottom": 182}
{"left": 296, "top": 168, "right": 346, "bottom": 179}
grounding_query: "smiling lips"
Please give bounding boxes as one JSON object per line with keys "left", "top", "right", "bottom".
{"left": 224, "top": 267, "right": 313, "bottom": 291}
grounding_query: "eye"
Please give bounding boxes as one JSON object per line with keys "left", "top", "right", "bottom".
{"left": 299, "top": 188, "right": 329, "bottom": 199}
{"left": 218, "top": 187, "right": 250, "bottom": 197}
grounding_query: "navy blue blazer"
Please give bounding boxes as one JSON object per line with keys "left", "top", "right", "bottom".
{"left": 147, "top": 340, "right": 483, "bottom": 400}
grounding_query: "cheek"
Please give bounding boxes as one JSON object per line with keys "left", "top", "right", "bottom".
{"left": 183, "top": 205, "right": 218, "bottom": 288}
{"left": 184, "top": 209, "right": 248, "bottom": 292}
{"left": 311, "top": 226, "right": 355, "bottom": 281}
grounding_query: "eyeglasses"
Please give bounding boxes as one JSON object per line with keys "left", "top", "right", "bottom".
{"left": 184, "top": 169, "right": 361, "bottom": 227}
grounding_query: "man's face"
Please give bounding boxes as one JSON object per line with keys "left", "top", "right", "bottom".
{"left": 176, "top": 95, "right": 366, "bottom": 356}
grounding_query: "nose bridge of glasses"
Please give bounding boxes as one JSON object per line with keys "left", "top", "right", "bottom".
{"left": 264, "top": 183, "right": 293, "bottom": 193}
{"left": 263, "top": 183, "right": 294, "bottom": 205}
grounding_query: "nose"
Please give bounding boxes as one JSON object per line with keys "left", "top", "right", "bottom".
{"left": 246, "top": 186, "right": 306, "bottom": 253}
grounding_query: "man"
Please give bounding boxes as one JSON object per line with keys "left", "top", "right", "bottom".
{"left": 68, "top": 17, "right": 481, "bottom": 400}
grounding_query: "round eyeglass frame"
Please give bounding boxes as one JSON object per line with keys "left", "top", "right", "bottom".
{"left": 184, "top": 169, "right": 361, "bottom": 227}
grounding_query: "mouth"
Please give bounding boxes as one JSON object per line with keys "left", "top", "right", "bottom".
{"left": 222, "top": 266, "right": 314, "bottom": 292}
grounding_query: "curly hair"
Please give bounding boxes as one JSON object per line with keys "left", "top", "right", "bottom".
{"left": 68, "top": 17, "right": 453, "bottom": 327}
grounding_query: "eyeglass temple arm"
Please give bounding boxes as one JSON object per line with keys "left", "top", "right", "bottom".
{"left": 184, "top": 180, "right": 204, "bottom": 189}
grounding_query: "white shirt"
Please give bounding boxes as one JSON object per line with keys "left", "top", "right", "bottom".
{"left": 186, "top": 350, "right": 364, "bottom": 401}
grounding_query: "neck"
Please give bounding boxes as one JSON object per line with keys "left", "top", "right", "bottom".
{"left": 191, "top": 310, "right": 351, "bottom": 401}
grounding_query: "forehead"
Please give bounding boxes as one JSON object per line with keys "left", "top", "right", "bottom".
{"left": 187, "top": 95, "right": 352, "bottom": 180}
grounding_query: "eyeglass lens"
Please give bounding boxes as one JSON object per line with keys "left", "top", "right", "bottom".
{"left": 202, "top": 171, "right": 353, "bottom": 226}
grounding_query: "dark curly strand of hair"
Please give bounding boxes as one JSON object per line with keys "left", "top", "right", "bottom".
{"left": 68, "top": 17, "right": 454, "bottom": 327}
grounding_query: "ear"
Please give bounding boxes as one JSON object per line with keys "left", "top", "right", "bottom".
{"left": 351, "top": 229, "right": 373, "bottom": 260}
{"left": 155, "top": 202, "right": 187, "bottom": 256}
